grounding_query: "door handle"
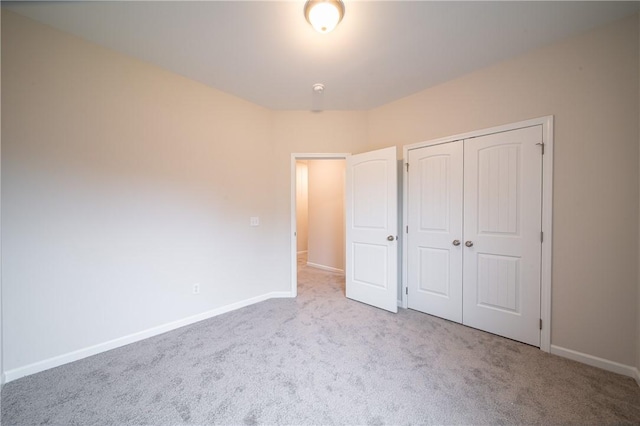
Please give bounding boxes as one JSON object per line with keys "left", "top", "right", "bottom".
{"left": 387, "top": 235, "right": 395, "bottom": 241}
{"left": 465, "top": 241, "right": 474, "bottom": 247}
{"left": 452, "top": 240, "right": 461, "bottom": 246}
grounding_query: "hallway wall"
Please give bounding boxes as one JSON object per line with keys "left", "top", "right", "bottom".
{"left": 307, "top": 160, "right": 345, "bottom": 273}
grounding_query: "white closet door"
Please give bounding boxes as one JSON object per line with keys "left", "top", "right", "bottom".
{"left": 345, "top": 147, "right": 398, "bottom": 313}
{"left": 407, "top": 141, "right": 464, "bottom": 322}
{"left": 462, "top": 126, "right": 543, "bottom": 346}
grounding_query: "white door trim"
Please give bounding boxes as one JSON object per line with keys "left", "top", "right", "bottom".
{"left": 402, "top": 116, "right": 554, "bottom": 352}
{"left": 290, "top": 153, "right": 350, "bottom": 297}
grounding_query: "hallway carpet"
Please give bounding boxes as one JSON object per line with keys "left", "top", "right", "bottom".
{"left": 2, "top": 258, "right": 640, "bottom": 425}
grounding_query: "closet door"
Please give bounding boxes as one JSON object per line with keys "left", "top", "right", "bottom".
{"left": 407, "top": 141, "right": 464, "bottom": 322}
{"left": 462, "top": 126, "right": 542, "bottom": 346}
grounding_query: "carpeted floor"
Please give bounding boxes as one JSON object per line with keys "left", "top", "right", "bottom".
{"left": 2, "top": 255, "right": 640, "bottom": 425}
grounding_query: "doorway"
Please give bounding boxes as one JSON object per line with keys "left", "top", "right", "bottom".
{"left": 296, "top": 159, "right": 346, "bottom": 274}
{"left": 290, "top": 149, "right": 400, "bottom": 311}
{"left": 290, "top": 154, "right": 349, "bottom": 296}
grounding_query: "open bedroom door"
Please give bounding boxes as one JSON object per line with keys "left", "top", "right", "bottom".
{"left": 345, "top": 147, "right": 398, "bottom": 313}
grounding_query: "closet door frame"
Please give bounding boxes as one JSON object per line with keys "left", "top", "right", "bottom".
{"left": 402, "top": 116, "right": 554, "bottom": 352}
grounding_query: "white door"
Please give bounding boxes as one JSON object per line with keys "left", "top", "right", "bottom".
{"left": 407, "top": 141, "right": 464, "bottom": 322}
{"left": 345, "top": 147, "right": 398, "bottom": 313}
{"left": 463, "top": 126, "right": 542, "bottom": 346}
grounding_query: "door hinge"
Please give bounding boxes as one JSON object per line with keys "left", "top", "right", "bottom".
{"left": 540, "top": 231, "right": 544, "bottom": 243}
{"left": 406, "top": 225, "right": 408, "bottom": 233}
{"left": 539, "top": 319, "right": 543, "bottom": 330}
{"left": 406, "top": 287, "right": 408, "bottom": 295}
{"left": 406, "top": 163, "right": 409, "bottom": 172}
{"left": 537, "top": 142, "right": 545, "bottom": 155}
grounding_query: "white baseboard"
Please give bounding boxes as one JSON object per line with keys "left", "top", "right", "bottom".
{"left": 4, "top": 291, "right": 293, "bottom": 383}
{"left": 635, "top": 367, "right": 640, "bottom": 387}
{"left": 550, "top": 345, "right": 639, "bottom": 384}
{"left": 306, "top": 261, "right": 344, "bottom": 274}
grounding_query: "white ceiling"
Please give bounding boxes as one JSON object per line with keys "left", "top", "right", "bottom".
{"left": 5, "top": 1, "right": 639, "bottom": 110}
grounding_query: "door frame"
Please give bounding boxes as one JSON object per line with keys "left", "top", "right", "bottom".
{"left": 402, "top": 116, "right": 554, "bottom": 352}
{"left": 290, "top": 153, "right": 350, "bottom": 297}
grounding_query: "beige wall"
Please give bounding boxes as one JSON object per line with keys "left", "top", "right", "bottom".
{"left": 296, "top": 161, "right": 309, "bottom": 253}
{"left": 307, "top": 160, "right": 345, "bottom": 272}
{"left": 368, "top": 14, "right": 640, "bottom": 366}
{"left": 1, "top": 11, "right": 281, "bottom": 372}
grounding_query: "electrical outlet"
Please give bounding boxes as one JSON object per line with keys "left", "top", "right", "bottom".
{"left": 250, "top": 217, "right": 260, "bottom": 227}
{"left": 193, "top": 283, "right": 200, "bottom": 294}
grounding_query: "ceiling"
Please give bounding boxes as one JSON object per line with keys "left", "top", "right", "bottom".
{"left": 5, "top": 1, "right": 639, "bottom": 110}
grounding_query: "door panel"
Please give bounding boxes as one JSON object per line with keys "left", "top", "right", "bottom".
{"left": 407, "top": 141, "right": 463, "bottom": 322}
{"left": 353, "top": 243, "right": 388, "bottom": 288}
{"left": 477, "top": 144, "right": 520, "bottom": 234}
{"left": 418, "top": 247, "right": 450, "bottom": 296}
{"left": 463, "top": 126, "right": 542, "bottom": 346}
{"left": 476, "top": 254, "right": 519, "bottom": 312}
{"left": 346, "top": 147, "right": 398, "bottom": 313}
{"left": 353, "top": 161, "right": 389, "bottom": 229}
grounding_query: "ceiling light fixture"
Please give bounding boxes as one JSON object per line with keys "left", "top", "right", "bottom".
{"left": 304, "top": 0, "right": 345, "bottom": 34}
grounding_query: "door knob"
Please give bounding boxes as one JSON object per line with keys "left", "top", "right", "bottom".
{"left": 452, "top": 240, "right": 461, "bottom": 246}
{"left": 387, "top": 235, "right": 395, "bottom": 241}
{"left": 465, "top": 241, "right": 474, "bottom": 247}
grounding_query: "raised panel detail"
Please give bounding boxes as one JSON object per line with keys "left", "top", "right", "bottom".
{"left": 352, "top": 243, "right": 387, "bottom": 289}
{"left": 352, "top": 160, "right": 388, "bottom": 229}
{"left": 477, "top": 254, "right": 520, "bottom": 313}
{"left": 419, "top": 155, "right": 450, "bottom": 232}
{"left": 418, "top": 247, "right": 450, "bottom": 297}
{"left": 478, "top": 144, "right": 520, "bottom": 235}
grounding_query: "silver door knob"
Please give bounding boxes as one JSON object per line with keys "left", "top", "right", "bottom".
{"left": 465, "top": 241, "right": 474, "bottom": 247}
{"left": 387, "top": 235, "right": 395, "bottom": 241}
{"left": 452, "top": 240, "right": 461, "bottom": 246}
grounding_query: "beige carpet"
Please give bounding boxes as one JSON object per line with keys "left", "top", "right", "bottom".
{"left": 2, "top": 255, "right": 640, "bottom": 424}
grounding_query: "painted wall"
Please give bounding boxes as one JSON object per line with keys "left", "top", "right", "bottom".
{"left": 295, "top": 161, "right": 308, "bottom": 253}
{"left": 1, "top": 11, "right": 282, "bottom": 374}
{"left": 307, "top": 160, "right": 345, "bottom": 272}
{"left": 367, "top": 14, "right": 640, "bottom": 367}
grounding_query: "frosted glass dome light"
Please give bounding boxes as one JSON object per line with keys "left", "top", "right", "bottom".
{"left": 304, "top": 0, "right": 345, "bottom": 33}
